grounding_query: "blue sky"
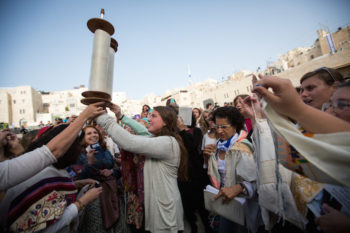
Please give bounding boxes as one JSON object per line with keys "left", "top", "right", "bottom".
{"left": 0, "top": 0, "right": 349, "bottom": 99}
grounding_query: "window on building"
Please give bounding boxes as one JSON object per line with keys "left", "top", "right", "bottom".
{"left": 69, "top": 104, "right": 75, "bottom": 108}
{"left": 23, "top": 109, "right": 25, "bottom": 114}
{"left": 22, "top": 99, "right": 25, "bottom": 103}
{"left": 13, "top": 100, "right": 16, "bottom": 104}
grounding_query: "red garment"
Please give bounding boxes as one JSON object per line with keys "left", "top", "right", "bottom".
{"left": 121, "top": 150, "right": 145, "bottom": 204}
{"left": 36, "top": 126, "right": 52, "bottom": 138}
{"left": 120, "top": 150, "right": 145, "bottom": 228}
{"left": 245, "top": 118, "right": 252, "bottom": 132}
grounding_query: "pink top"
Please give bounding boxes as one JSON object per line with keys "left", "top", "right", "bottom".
{"left": 245, "top": 118, "right": 252, "bottom": 132}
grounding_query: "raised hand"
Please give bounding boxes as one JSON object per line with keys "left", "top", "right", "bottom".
{"left": 252, "top": 74, "right": 304, "bottom": 119}
{"left": 82, "top": 102, "right": 107, "bottom": 120}
{"left": 243, "top": 93, "right": 265, "bottom": 122}
{"left": 7, "top": 132, "right": 24, "bottom": 156}
{"left": 106, "top": 102, "right": 122, "bottom": 119}
{"left": 0, "top": 129, "right": 11, "bottom": 147}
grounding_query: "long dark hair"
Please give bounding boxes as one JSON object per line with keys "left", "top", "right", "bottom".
{"left": 153, "top": 106, "right": 188, "bottom": 181}
{"left": 25, "top": 124, "right": 81, "bottom": 169}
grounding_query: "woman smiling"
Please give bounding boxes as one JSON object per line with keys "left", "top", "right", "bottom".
{"left": 95, "top": 103, "right": 187, "bottom": 233}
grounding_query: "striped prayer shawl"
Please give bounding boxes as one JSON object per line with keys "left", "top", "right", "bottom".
{"left": 8, "top": 176, "right": 77, "bottom": 233}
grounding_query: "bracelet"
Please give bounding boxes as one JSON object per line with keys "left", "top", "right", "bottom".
{"left": 76, "top": 199, "right": 85, "bottom": 211}
{"left": 118, "top": 114, "right": 124, "bottom": 121}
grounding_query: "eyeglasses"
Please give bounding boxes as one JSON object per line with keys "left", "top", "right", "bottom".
{"left": 322, "top": 100, "right": 350, "bottom": 112}
{"left": 214, "top": 124, "right": 232, "bottom": 130}
{"left": 313, "top": 67, "right": 336, "bottom": 82}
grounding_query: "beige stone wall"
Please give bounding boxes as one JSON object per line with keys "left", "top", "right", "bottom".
{"left": 41, "top": 87, "right": 88, "bottom": 119}
{"left": 333, "top": 27, "right": 350, "bottom": 50}
{"left": 307, "top": 41, "right": 322, "bottom": 60}
{"left": 0, "top": 86, "right": 40, "bottom": 127}
{"left": 318, "top": 26, "right": 350, "bottom": 55}
{"left": 277, "top": 47, "right": 350, "bottom": 87}
{"left": 0, "top": 92, "right": 11, "bottom": 124}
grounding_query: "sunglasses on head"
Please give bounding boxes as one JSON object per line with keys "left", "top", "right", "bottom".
{"left": 313, "top": 67, "right": 336, "bottom": 82}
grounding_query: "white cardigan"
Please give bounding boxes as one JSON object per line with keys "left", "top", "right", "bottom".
{"left": 97, "top": 114, "right": 184, "bottom": 233}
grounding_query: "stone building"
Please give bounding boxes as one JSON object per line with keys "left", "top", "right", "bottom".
{"left": 318, "top": 26, "right": 350, "bottom": 55}
{"left": 265, "top": 25, "right": 350, "bottom": 78}
{"left": 41, "top": 86, "right": 88, "bottom": 120}
{"left": 0, "top": 86, "right": 42, "bottom": 127}
{"left": 1, "top": 26, "right": 349, "bottom": 123}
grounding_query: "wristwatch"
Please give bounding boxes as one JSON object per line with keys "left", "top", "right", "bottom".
{"left": 239, "top": 183, "right": 248, "bottom": 196}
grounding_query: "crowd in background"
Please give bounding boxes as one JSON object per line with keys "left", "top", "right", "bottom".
{"left": 0, "top": 67, "right": 350, "bottom": 233}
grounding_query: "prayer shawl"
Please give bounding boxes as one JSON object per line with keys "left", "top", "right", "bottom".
{"left": 217, "top": 134, "right": 238, "bottom": 152}
{"left": 263, "top": 101, "right": 350, "bottom": 187}
{"left": 1, "top": 167, "right": 77, "bottom": 233}
{"left": 275, "top": 135, "right": 325, "bottom": 217}
{"left": 208, "top": 140, "right": 256, "bottom": 189}
{"left": 207, "top": 140, "right": 261, "bottom": 233}
{"left": 252, "top": 117, "right": 309, "bottom": 230}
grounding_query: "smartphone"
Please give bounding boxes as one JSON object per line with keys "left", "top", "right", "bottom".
{"left": 86, "top": 143, "right": 104, "bottom": 160}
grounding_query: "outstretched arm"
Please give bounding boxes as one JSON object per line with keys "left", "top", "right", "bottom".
{"left": 0, "top": 103, "right": 106, "bottom": 191}
{"left": 97, "top": 113, "right": 176, "bottom": 160}
{"left": 47, "top": 102, "right": 106, "bottom": 157}
{"left": 253, "top": 75, "right": 350, "bottom": 133}
{"left": 107, "top": 102, "right": 151, "bottom": 136}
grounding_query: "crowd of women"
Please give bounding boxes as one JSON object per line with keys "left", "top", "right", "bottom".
{"left": 0, "top": 67, "right": 349, "bottom": 233}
